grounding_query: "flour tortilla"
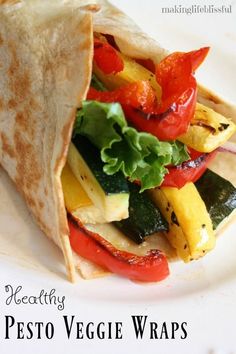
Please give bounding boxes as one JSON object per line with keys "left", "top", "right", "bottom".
{"left": 0, "top": 0, "right": 94, "bottom": 281}
{"left": 0, "top": 0, "right": 235, "bottom": 281}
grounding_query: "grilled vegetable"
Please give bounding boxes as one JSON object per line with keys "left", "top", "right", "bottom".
{"left": 61, "top": 163, "right": 107, "bottom": 224}
{"left": 67, "top": 137, "right": 129, "bottom": 223}
{"left": 94, "top": 38, "right": 124, "bottom": 75}
{"left": 94, "top": 41, "right": 235, "bottom": 144}
{"left": 69, "top": 216, "right": 169, "bottom": 282}
{"left": 94, "top": 47, "right": 201, "bottom": 141}
{"left": 93, "top": 48, "right": 162, "bottom": 99}
{"left": 195, "top": 169, "right": 236, "bottom": 229}
{"left": 161, "top": 148, "right": 217, "bottom": 189}
{"left": 149, "top": 183, "right": 215, "bottom": 262}
{"left": 88, "top": 80, "right": 157, "bottom": 113}
{"left": 61, "top": 163, "right": 91, "bottom": 211}
{"left": 114, "top": 182, "right": 168, "bottom": 244}
{"left": 179, "top": 103, "right": 236, "bottom": 152}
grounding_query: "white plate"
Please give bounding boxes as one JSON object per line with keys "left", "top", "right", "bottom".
{"left": 0, "top": 1, "right": 236, "bottom": 353}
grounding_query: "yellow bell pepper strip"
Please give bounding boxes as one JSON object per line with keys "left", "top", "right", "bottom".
{"left": 149, "top": 183, "right": 215, "bottom": 262}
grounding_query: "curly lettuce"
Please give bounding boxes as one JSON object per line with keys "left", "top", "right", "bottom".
{"left": 73, "top": 101, "right": 189, "bottom": 192}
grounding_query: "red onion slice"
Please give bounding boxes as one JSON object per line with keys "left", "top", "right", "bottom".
{"left": 217, "top": 141, "right": 236, "bottom": 155}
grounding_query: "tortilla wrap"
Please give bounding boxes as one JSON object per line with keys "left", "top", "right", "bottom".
{"left": 0, "top": 0, "right": 235, "bottom": 281}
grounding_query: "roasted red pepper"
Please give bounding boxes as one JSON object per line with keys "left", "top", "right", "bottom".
{"left": 91, "top": 44, "right": 209, "bottom": 140}
{"left": 124, "top": 48, "right": 209, "bottom": 140}
{"left": 122, "top": 86, "right": 197, "bottom": 141}
{"left": 187, "top": 47, "right": 210, "bottom": 72}
{"left": 94, "top": 38, "right": 124, "bottom": 75}
{"left": 69, "top": 217, "right": 169, "bottom": 282}
{"left": 88, "top": 80, "right": 157, "bottom": 112}
{"left": 162, "top": 148, "right": 217, "bottom": 188}
{"left": 135, "top": 47, "right": 209, "bottom": 76}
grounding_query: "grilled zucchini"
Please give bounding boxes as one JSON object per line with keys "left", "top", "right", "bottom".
{"left": 61, "top": 163, "right": 107, "bottom": 224}
{"left": 114, "top": 182, "right": 168, "bottom": 244}
{"left": 67, "top": 137, "right": 129, "bottom": 223}
{"left": 196, "top": 169, "right": 236, "bottom": 230}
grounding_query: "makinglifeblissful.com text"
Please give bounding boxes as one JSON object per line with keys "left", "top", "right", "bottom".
{"left": 161, "top": 4, "right": 232, "bottom": 15}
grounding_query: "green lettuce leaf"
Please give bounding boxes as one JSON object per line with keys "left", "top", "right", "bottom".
{"left": 74, "top": 101, "right": 189, "bottom": 192}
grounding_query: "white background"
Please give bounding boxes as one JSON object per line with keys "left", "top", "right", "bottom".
{"left": 0, "top": 1, "right": 236, "bottom": 354}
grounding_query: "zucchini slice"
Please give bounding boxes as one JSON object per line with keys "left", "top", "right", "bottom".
{"left": 178, "top": 103, "right": 236, "bottom": 152}
{"left": 61, "top": 163, "right": 107, "bottom": 224}
{"left": 195, "top": 169, "right": 236, "bottom": 230}
{"left": 149, "top": 183, "right": 215, "bottom": 262}
{"left": 68, "top": 136, "right": 129, "bottom": 223}
{"left": 114, "top": 182, "right": 168, "bottom": 244}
